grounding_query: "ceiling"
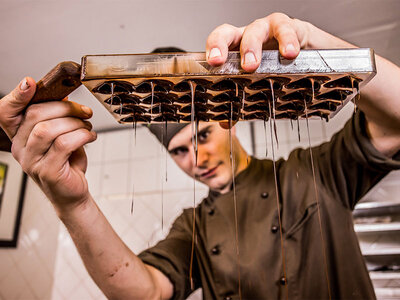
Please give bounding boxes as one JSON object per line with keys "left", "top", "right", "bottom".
{"left": 1, "top": 0, "right": 399, "bottom": 131}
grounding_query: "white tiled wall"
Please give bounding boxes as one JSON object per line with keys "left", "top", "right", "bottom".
{"left": 1, "top": 102, "right": 399, "bottom": 299}
{"left": 0, "top": 179, "right": 60, "bottom": 300}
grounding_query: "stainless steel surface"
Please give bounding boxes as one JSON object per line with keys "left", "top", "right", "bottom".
{"left": 354, "top": 203, "right": 400, "bottom": 218}
{"left": 80, "top": 49, "right": 376, "bottom": 124}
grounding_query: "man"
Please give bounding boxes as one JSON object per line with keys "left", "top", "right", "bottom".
{"left": 0, "top": 12, "right": 399, "bottom": 300}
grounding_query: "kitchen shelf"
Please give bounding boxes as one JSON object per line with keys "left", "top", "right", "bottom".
{"left": 370, "top": 271, "right": 400, "bottom": 280}
{"left": 355, "top": 222, "right": 400, "bottom": 233}
{"left": 354, "top": 202, "right": 400, "bottom": 218}
{"left": 363, "top": 248, "right": 400, "bottom": 256}
{"left": 374, "top": 288, "right": 400, "bottom": 299}
{"left": 354, "top": 174, "right": 400, "bottom": 299}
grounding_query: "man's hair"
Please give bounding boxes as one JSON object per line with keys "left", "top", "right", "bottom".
{"left": 151, "top": 47, "right": 186, "bottom": 54}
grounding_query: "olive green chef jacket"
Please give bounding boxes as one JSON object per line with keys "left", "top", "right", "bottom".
{"left": 139, "top": 112, "right": 400, "bottom": 300}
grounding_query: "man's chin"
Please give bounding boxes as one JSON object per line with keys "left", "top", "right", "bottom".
{"left": 204, "top": 178, "right": 231, "bottom": 193}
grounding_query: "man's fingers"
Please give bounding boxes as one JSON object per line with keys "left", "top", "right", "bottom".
{"left": 239, "top": 18, "right": 270, "bottom": 72}
{"left": 206, "top": 24, "right": 244, "bottom": 66}
{"left": 239, "top": 14, "right": 301, "bottom": 72}
{"left": 266, "top": 13, "right": 301, "bottom": 59}
{"left": 0, "top": 77, "right": 36, "bottom": 139}
{"left": 69, "top": 146, "right": 88, "bottom": 174}
{"left": 23, "top": 118, "right": 92, "bottom": 159}
{"left": 42, "top": 128, "right": 96, "bottom": 177}
{"left": 15, "top": 100, "right": 92, "bottom": 148}
{"left": 205, "top": 13, "right": 305, "bottom": 72}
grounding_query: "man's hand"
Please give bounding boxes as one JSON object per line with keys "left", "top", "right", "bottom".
{"left": 206, "top": 12, "right": 310, "bottom": 72}
{"left": 208, "top": 12, "right": 311, "bottom": 130}
{"left": 0, "top": 77, "right": 97, "bottom": 211}
{"left": 207, "top": 12, "right": 400, "bottom": 156}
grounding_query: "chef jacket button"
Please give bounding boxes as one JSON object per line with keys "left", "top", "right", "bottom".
{"left": 280, "top": 277, "right": 288, "bottom": 285}
{"left": 211, "top": 245, "right": 220, "bottom": 255}
{"left": 261, "top": 192, "right": 269, "bottom": 198}
{"left": 271, "top": 225, "right": 279, "bottom": 233}
{"left": 208, "top": 208, "right": 215, "bottom": 216}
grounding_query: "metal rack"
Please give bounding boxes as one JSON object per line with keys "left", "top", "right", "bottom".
{"left": 354, "top": 199, "right": 400, "bottom": 300}
{"left": 355, "top": 222, "right": 400, "bottom": 234}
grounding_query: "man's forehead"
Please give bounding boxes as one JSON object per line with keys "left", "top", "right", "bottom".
{"left": 168, "top": 122, "right": 218, "bottom": 150}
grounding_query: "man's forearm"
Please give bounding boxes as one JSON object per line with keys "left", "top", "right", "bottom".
{"left": 55, "top": 195, "right": 163, "bottom": 300}
{"left": 356, "top": 56, "right": 400, "bottom": 156}
{"left": 305, "top": 21, "right": 400, "bottom": 156}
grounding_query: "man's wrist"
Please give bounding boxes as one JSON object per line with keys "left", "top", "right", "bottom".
{"left": 53, "top": 193, "right": 94, "bottom": 222}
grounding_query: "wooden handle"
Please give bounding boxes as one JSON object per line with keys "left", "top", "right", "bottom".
{"left": 0, "top": 61, "right": 82, "bottom": 151}
{"left": 31, "top": 61, "right": 82, "bottom": 103}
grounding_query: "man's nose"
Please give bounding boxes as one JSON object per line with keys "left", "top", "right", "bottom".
{"left": 194, "top": 144, "right": 208, "bottom": 168}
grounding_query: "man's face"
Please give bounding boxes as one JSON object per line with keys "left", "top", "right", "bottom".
{"left": 167, "top": 122, "right": 236, "bottom": 192}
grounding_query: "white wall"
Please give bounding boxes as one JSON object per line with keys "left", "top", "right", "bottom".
{"left": 0, "top": 179, "right": 60, "bottom": 299}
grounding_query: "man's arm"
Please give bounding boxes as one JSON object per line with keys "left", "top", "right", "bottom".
{"left": 0, "top": 78, "right": 173, "bottom": 300}
{"left": 57, "top": 194, "right": 173, "bottom": 300}
{"left": 304, "top": 21, "right": 400, "bottom": 157}
{"left": 205, "top": 13, "right": 400, "bottom": 156}
{"left": 356, "top": 56, "right": 400, "bottom": 157}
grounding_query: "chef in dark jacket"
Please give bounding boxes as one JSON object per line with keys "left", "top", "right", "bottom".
{"left": 1, "top": 12, "right": 400, "bottom": 300}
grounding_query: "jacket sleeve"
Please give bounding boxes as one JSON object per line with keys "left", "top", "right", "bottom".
{"left": 138, "top": 208, "right": 199, "bottom": 300}
{"left": 292, "top": 111, "right": 400, "bottom": 210}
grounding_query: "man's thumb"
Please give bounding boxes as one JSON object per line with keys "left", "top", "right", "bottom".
{"left": 0, "top": 77, "right": 36, "bottom": 138}
{"left": 8, "top": 77, "right": 37, "bottom": 112}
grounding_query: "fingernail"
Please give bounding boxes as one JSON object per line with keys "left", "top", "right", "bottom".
{"left": 208, "top": 48, "right": 221, "bottom": 59}
{"left": 84, "top": 121, "right": 93, "bottom": 130}
{"left": 285, "top": 44, "right": 295, "bottom": 54}
{"left": 243, "top": 52, "right": 256, "bottom": 65}
{"left": 81, "top": 105, "right": 92, "bottom": 115}
{"left": 20, "top": 78, "right": 29, "bottom": 91}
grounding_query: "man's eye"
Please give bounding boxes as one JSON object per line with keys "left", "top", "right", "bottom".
{"left": 198, "top": 131, "right": 210, "bottom": 142}
{"left": 171, "top": 147, "right": 188, "bottom": 156}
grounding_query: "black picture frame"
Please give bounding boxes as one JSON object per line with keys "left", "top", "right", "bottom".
{"left": 0, "top": 151, "right": 27, "bottom": 248}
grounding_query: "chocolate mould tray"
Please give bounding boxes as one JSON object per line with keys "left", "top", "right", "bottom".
{"left": 80, "top": 49, "right": 376, "bottom": 123}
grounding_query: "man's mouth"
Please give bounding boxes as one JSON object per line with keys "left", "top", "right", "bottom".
{"left": 199, "top": 164, "right": 220, "bottom": 179}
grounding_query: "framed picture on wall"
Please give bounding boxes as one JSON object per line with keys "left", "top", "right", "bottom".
{"left": 0, "top": 162, "right": 8, "bottom": 212}
{"left": 0, "top": 151, "right": 27, "bottom": 247}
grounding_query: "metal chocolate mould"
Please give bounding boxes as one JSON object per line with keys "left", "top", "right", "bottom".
{"left": 81, "top": 49, "right": 376, "bottom": 123}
